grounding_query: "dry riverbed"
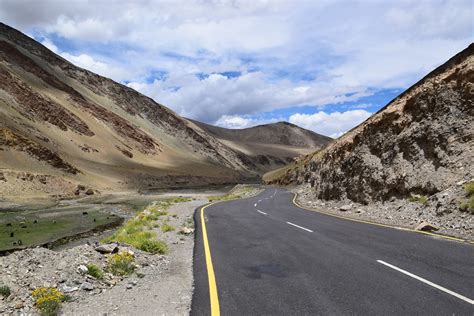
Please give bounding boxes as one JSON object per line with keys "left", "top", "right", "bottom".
{"left": 0, "top": 184, "right": 261, "bottom": 315}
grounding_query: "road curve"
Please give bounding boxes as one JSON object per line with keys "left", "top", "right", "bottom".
{"left": 191, "top": 188, "right": 474, "bottom": 315}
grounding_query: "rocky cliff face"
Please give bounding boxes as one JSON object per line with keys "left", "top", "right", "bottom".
{"left": 271, "top": 44, "right": 473, "bottom": 205}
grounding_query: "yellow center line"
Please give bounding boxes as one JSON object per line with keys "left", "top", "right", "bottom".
{"left": 200, "top": 202, "right": 220, "bottom": 316}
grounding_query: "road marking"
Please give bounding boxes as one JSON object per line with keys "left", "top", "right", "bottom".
{"left": 258, "top": 199, "right": 262, "bottom": 202}
{"left": 257, "top": 210, "right": 267, "bottom": 215}
{"left": 286, "top": 221, "right": 313, "bottom": 233}
{"left": 200, "top": 204, "right": 221, "bottom": 315}
{"left": 254, "top": 203, "right": 257, "bottom": 207}
{"left": 292, "top": 193, "right": 473, "bottom": 244}
{"left": 377, "top": 260, "right": 474, "bottom": 305}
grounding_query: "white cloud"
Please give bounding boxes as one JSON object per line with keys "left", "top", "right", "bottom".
{"left": 289, "top": 110, "right": 373, "bottom": 138}
{"left": 1, "top": 0, "right": 472, "bottom": 129}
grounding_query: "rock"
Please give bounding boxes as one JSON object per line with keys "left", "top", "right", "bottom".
{"left": 85, "top": 189, "right": 94, "bottom": 195}
{"left": 14, "top": 302, "right": 24, "bottom": 309}
{"left": 339, "top": 204, "right": 351, "bottom": 212}
{"left": 77, "top": 265, "right": 88, "bottom": 274}
{"left": 77, "top": 185, "right": 86, "bottom": 191}
{"left": 355, "top": 209, "right": 364, "bottom": 214}
{"left": 180, "top": 227, "right": 194, "bottom": 235}
{"left": 415, "top": 221, "right": 439, "bottom": 232}
{"left": 80, "top": 282, "right": 94, "bottom": 291}
{"left": 62, "top": 285, "right": 79, "bottom": 293}
{"left": 95, "top": 243, "right": 119, "bottom": 254}
{"left": 126, "top": 284, "right": 133, "bottom": 289}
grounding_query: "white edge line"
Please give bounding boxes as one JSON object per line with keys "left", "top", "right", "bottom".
{"left": 286, "top": 221, "right": 313, "bottom": 233}
{"left": 257, "top": 210, "right": 267, "bottom": 215}
{"left": 377, "top": 260, "right": 474, "bottom": 305}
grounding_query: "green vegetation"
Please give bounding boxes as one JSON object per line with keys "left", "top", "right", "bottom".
{"left": 0, "top": 285, "right": 11, "bottom": 297}
{"left": 161, "top": 223, "right": 175, "bottom": 232}
{"left": 106, "top": 251, "right": 136, "bottom": 276}
{"left": 408, "top": 194, "right": 429, "bottom": 205}
{"left": 0, "top": 210, "right": 118, "bottom": 251}
{"left": 460, "top": 181, "right": 474, "bottom": 214}
{"left": 103, "top": 197, "right": 190, "bottom": 254}
{"left": 86, "top": 264, "right": 104, "bottom": 280}
{"left": 32, "top": 287, "right": 65, "bottom": 316}
{"left": 208, "top": 194, "right": 241, "bottom": 202}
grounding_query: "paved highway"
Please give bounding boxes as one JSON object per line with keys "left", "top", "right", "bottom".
{"left": 191, "top": 188, "right": 474, "bottom": 315}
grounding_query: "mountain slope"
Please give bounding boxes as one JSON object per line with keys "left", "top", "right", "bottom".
{"left": 190, "top": 120, "right": 332, "bottom": 173}
{"left": 0, "top": 23, "right": 329, "bottom": 200}
{"left": 269, "top": 43, "right": 473, "bottom": 204}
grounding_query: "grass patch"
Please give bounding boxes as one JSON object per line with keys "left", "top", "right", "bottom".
{"left": 0, "top": 210, "right": 118, "bottom": 252}
{"left": 0, "top": 285, "right": 10, "bottom": 297}
{"left": 408, "top": 194, "right": 429, "bottom": 205}
{"left": 208, "top": 194, "right": 241, "bottom": 202}
{"left": 161, "top": 223, "right": 175, "bottom": 232}
{"left": 460, "top": 181, "right": 474, "bottom": 214}
{"left": 106, "top": 251, "right": 136, "bottom": 276}
{"left": 102, "top": 196, "right": 190, "bottom": 254}
{"left": 32, "top": 287, "right": 65, "bottom": 316}
{"left": 86, "top": 264, "right": 104, "bottom": 280}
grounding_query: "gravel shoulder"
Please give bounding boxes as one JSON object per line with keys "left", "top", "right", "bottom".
{"left": 293, "top": 182, "right": 473, "bottom": 242}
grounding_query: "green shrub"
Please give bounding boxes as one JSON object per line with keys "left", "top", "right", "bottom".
{"left": 107, "top": 251, "right": 136, "bottom": 276}
{"left": 86, "top": 264, "right": 104, "bottom": 279}
{"left": 208, "top": 194, "right": 240, "bottom": 202}
{"left": 32, "top": 287, "right": 64, "bottom": 316}
{"left": 161, "top": 223, "right": 175, "bottom": 232}
{"left": 0, "top": 285, "right": 10, "bottom": 297}
{"left": 460, "top": 182, "right": 474, "bottom": 214}
{"left": 408, "top": 194, "right": 428, "bottom": 205}
{"left": 138, "top": 239, "right": 168, "bottom": 254}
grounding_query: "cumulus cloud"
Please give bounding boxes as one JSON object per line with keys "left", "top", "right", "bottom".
{"left": 289, "top": 110, "right": 373, "bottom": 138}
{"left": 1, "top": 0, "right": 472, "bottom": 130}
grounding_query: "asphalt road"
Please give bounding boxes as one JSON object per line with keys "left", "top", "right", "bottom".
{"left": 191, "top": 188, "right": 474, "bottom": 315}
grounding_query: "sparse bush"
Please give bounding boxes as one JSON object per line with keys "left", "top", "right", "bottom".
{"left": 0, "top": 285, "right": 11, "bottom": 297}
{"left": 32, "top": 287, "right": 64, "bottom": 316}
{"left": 138, "top": 239, "right": 168, "bottom": 254}
{"left": 86, "top": 264, "right": 104, "bottom": 279}
{"left": 408, "top": 194, "right": 428, "bottom": 205}
{"left": 460, "top": 182, "right": 474, "bottom": 214}
{"left": 161, "top": 223, "right": 175, "bottom": 232}
{"left": 107, "top": 251, "right": 136, "bottom": 276}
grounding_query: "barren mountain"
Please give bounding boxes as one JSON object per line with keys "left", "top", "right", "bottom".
{"left": 0, "top": 23, "right": 329, "bottom": 201}
{"left": 190, "top": 120, "right": 331, "bottom": 173}
{"left": 267, "top": 44, "right": 473, "bottom": 238}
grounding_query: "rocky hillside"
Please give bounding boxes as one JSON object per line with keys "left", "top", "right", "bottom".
{"left": 0, "top": 23, "right": 327, "bottom": 200}
{"left": 190, "top": 120, "right": 331, "bottom": 173}
{"left": 270, "top": 44, "right": 473, "bottom": 204}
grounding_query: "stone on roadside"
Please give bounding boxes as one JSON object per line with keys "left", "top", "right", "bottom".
{"left": 77, "top": 265, "right": 88, "bottom": 274}
{"left": 80, "top": 282, "right": 94, "bottom": 291}
{"left": 95, "top": 243, "right": 119, "bottom": 254}
{"left": 62, "top": 285, "right": 79, "bottom": 293}
{"left": 415, "top": 221, "right": 439, "bottom": 232}
{"left": 339, "top": 204, "right": 351, "bottom": 212}
{"left": 180, "top": 227, "right": 194, "bottom": 235}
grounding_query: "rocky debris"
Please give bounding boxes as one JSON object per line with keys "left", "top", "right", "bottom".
{"left": 415, "top": 222, "right": 439, "bottom": 232}
{"left": 85, "top": 189, "right": 95, "bottom": 195}
{"left": 94, "top": 243, "right": 119, "bottom": 254}
{"left": 295, "top": 182, "right": 473, "bottom": 241}
{"left": 77, "top": 265, "right": 88, "bottom": 275}
{"left": 80, "top": 282, "right": 94, "bottom": 291}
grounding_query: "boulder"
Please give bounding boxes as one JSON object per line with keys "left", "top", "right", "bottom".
{"left": 80, "top": 282, "right": 94, "bottom": 291}
{"left": 415, "top": 221, "right": 439, "bottom": 232}
{"left": 339, "top": 204, "right": 351, "bottom": 212}
{"left": 95, "top": 243, "right": 119, "bottom": 254}
{"left": 85, "top": 189, "right": 94, "bottom": 195}
{"left": 180, "top": 227, "right": 194, "bottom": 235}
{"left": 77, "top": 265, "right": 88, "bottom": 274}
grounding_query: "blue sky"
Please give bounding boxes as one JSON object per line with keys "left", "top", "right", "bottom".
{"left": 1, "top": 0, "right": 472, "bottom": 137}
